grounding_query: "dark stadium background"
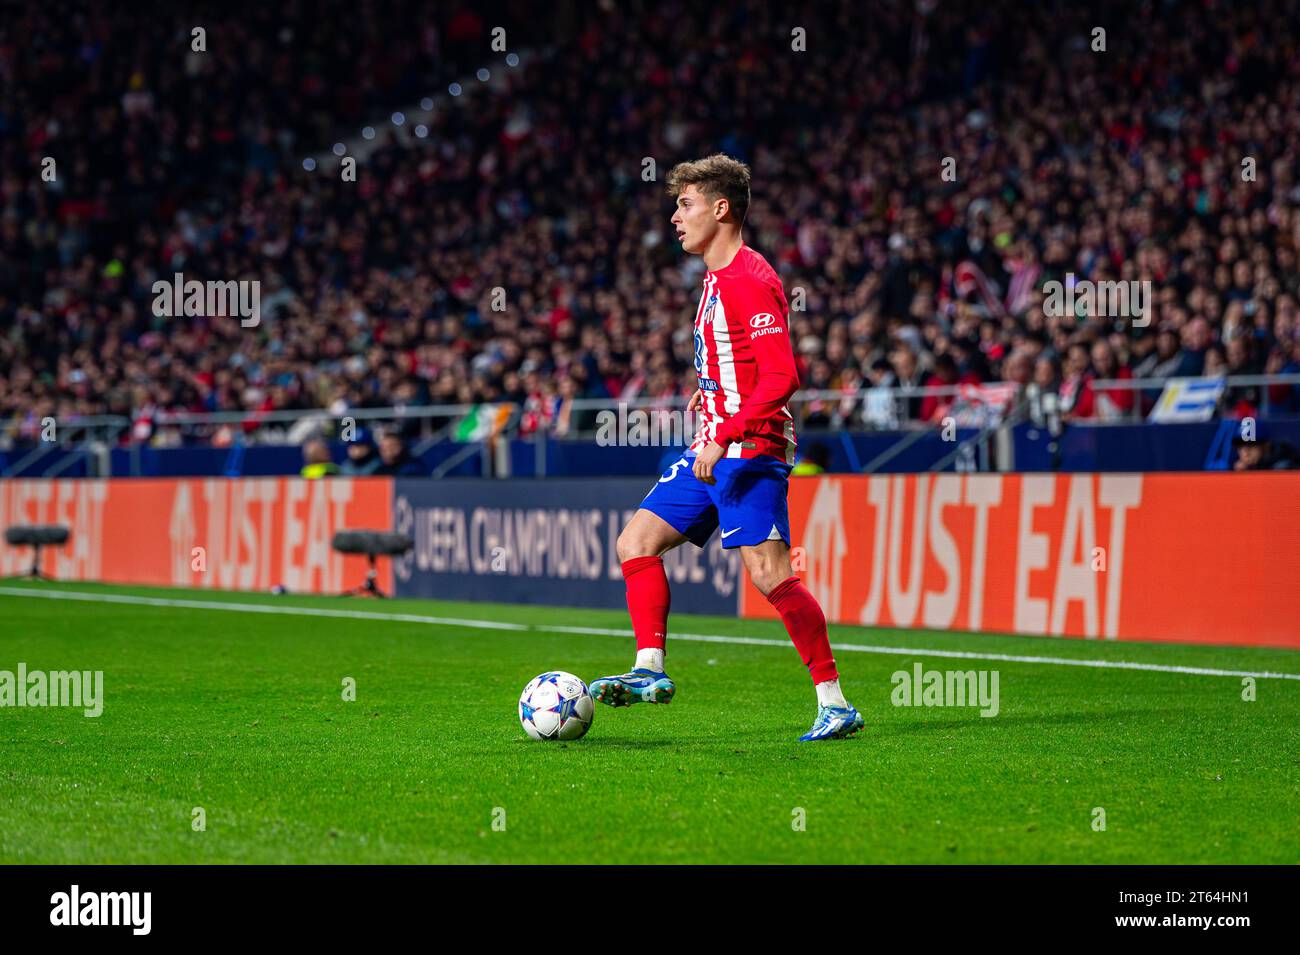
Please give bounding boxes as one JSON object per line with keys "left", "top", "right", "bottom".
{"left": 2, "top": 0, "right": 1298, "bottom": 479}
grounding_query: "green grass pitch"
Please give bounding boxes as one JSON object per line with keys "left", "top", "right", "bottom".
{"left": 0, "top": 579, "right": 1296, "bottom": 864}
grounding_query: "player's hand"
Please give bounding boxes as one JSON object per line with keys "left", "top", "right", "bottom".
{"left": 693, "top": 441, "right": 725, "bottom": 485}
{"left": 687, "top": 389, "right": 702, "bottom": 413}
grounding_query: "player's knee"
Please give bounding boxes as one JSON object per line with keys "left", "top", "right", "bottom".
{"left": 749, "top": 567, "right": 783, "bottom": 597}
{"left": 745, "top": 557, "right": 788, "bottom": 596}
{"left": 616, "top": 529, "right": 656, "bottom": 563}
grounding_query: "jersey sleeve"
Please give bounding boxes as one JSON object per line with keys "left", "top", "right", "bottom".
{"left": 712, "top": 279, "right": 800, "bottom": 447}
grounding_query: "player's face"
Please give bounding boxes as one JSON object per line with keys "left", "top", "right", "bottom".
{"left": 671, "top": 184, "right": 720, "bottom": 255}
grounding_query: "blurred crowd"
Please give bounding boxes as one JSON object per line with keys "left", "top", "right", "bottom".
{"left": 3, "top": 0, "right": 1300, "bottom": 453}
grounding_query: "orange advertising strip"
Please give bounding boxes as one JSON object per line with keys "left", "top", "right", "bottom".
{"left": 742, "top": 473, "right": 1300, "bottom": 649}
{"left": 0, "top": 478, "right": 393, "bottom": 596}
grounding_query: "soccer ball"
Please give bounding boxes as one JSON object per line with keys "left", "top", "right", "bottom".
{"left": 519, "top": 671, "right": 594, "bottom": 741}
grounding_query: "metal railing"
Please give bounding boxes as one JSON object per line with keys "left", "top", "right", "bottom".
{"left": 3, "top": 373, "right": 1297, "bottom": 478}
{"left": 1083, "top": 372, "right": 1300, "bottom": 422}
{"left": 1, "top": 416, "right": 132, "bottom": 478}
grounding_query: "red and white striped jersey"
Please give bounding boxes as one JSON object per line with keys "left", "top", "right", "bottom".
{"left": 688, "top": 245, "right": 799, "bottom": 464}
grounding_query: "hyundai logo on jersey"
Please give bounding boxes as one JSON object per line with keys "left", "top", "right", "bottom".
{"left": 750, "top": 312, "right": 776, "bottom": 328}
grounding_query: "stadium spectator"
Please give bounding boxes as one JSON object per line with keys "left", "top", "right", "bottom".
{"left": 1033, "top": 355, "right": 1062, "bottom": 395}
{"left": 1234, "top": 433, "right": 1299, "bottom": 470}
{"left": 1059, "top": 343, "right": 1094, "bottom": 420}
{"left": 1069, "top": 340, "right": 1135, "bottom": 421}
{"left": 1133, "top": 328, "right": 1186, "bottom": 380}
{"left": 792, "top": 442, "right": 833, "bottom": 476}
{"left": 373, "top": 432, "right": 425, "bottom": 476}
{"left": 1223, "top": 335, "right": 1264, "bottom": 417}
{"left": 340, "top": 430, "right": 381, "bottom": 476}
{"left": 1002, "top": 351, "right": 1034, "bottom": 391}
{"left": 300, "top": 438, "right": 340, "bottom": 479}
{"left": 888, "top": 345, "right": 926, "bottom": 423}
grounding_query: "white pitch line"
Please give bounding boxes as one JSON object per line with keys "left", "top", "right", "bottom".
{"left": 0, "top": 586, "right": 526, "bottom": 632}
{"left": 540, "top": 625, "right": 1300, "bottom": 680}
{"left": 2, "top": 586, "right": 1297, "bottom": 681}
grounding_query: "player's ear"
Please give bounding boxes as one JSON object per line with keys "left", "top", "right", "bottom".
{"left": 714, "top": 197, "right": 729, "bottom": 222}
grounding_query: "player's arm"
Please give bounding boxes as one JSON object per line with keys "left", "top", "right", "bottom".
{"left": 693, "top": 284, "right": 799, "bottom": 483}
{"left": 712, "top": 284, "right": 799, "bottom": 447}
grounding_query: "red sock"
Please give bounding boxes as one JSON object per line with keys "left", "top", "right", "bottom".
{"left": 767, "top": 576, "right": 838, "bottom": 684}
{"left": 622, "top": 556, "right": 670, "bottom": 651}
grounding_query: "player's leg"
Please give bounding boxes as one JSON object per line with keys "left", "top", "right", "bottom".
{"left": 713, "top": 456, "right": 862, "bottom": 740}
{"left": 591, "top": 456, "right": 718, "bottom": 707}
{"left": 615, "top": 507, "right": 687, "bottom": 675}
{"left": 740, "top": 539, "right": 862, "bottom": 740}
{"left": 741, "top": 540, "right": 838, "bottom": 686}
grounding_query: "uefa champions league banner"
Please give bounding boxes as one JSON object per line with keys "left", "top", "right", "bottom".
{"left": 391, "top": 478, "right": 743, "bottom": 615}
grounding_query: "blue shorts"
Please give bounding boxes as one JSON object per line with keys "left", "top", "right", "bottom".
{"left": 639, "top": 452, "right": 792, "bottom": 549}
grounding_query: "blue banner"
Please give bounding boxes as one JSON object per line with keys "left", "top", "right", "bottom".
{"left": 391, "top": 478, "right": 742, "bottom": 615}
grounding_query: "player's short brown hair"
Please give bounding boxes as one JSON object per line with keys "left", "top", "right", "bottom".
{"left": 666, "top": 154, "right": 751, "bottom": 224}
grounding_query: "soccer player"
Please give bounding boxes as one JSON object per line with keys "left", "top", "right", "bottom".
{"left": 590, "top": 154, "right": 864, "bottom": 741}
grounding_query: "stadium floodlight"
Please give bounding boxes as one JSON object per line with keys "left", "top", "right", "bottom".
{"left": 3, "top": 525, "right": 71, "bottom": 581}
{"left": 331, "top": 529, "right": 414, "bottom": 599}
